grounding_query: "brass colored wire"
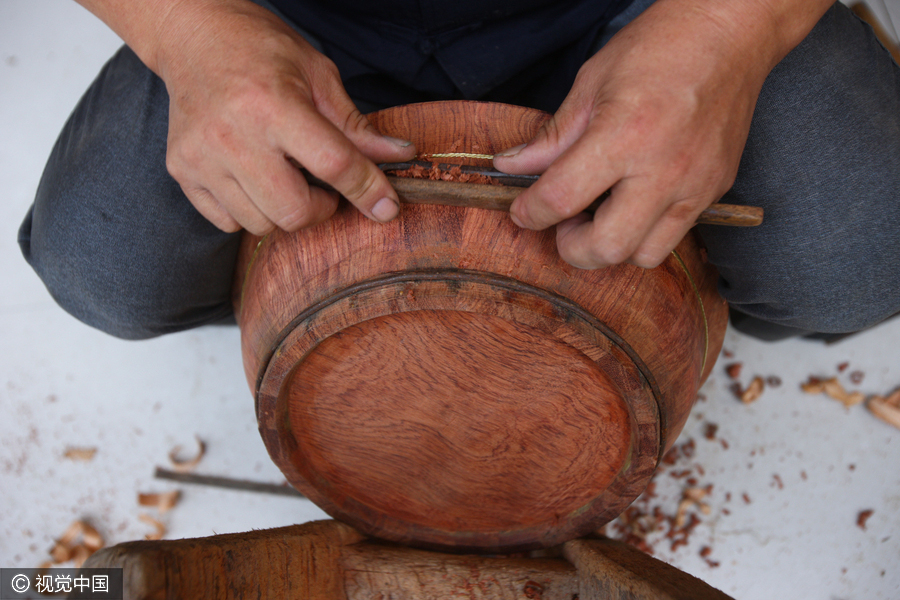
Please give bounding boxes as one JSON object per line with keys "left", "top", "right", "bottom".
{"left": 425, "top": 152, "right": 495, "bottom": 160}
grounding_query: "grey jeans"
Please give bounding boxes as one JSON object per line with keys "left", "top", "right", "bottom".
{"left": 18, "top": 1, "right": 900, "bottom": 340}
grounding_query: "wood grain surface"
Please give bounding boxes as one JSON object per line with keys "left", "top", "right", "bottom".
{"left": 288, "top": 310, "right": 631, "bottom": 532}
{"left": 233, "top": 101, "right": 728, "bottom": 552}
{"left": 83, "top": 520, "right": 362, "bottom": 599}
{"left": 83, "top": 520, "right": 735, "bottom": 599}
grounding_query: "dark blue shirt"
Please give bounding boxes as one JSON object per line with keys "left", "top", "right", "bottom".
{"left": 269, "top": 0, "right": 630, "bottom": 112}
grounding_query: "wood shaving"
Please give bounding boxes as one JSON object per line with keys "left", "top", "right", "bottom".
{"left": 63, "top": 447, "right": 97, "bottom": 461}
{"left": 138, "top": 514, "right": 167, "bottom": 540}
{"left": 138, "top": 490, "right": 182, "bottom": 513}
{"left": 725, "top": 363, "right": 742, "bottom": 379}
{"left": 857, "top": 509, "right": 874, "bottom": 530}
{"left": 801, "top": 376, "right": 864, "bottom": 408}
{"left": 740, "top": 376, "right": 765, "bottom": 404}
{"left": 169, "top": 437, "right": 206, "bottom": 472}
{"left": 674, "top": 487, "right": 711, "bottom": 528}
{"left": 800, "top": 376, "right": 828, "bottom": 394}
{"left": 389, "top": 163, "right": 500, "bottom": 185}
{"left": 47, "top": 520, "right": 104, "bottom": 568}
{"left": 867, "top": 389, "right": 900, "bottom": 430}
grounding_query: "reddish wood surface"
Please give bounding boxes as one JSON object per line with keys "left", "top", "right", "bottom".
{"left": 84, "top": 520, "right": 735, "bottom": 599}
{"left": 233, "top": 101, "right": 728, "bottom": 552}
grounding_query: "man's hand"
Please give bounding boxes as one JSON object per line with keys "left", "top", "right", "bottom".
{"left": 493, "top": 0, "right": 832, "bottom": 269}
{"left": 77, "top": 0, "right": 416, "bottom": 235}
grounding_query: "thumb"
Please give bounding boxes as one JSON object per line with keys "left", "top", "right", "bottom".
{"left": 493, "top": 92, "right": 592, "bottom": 175}
{"left": 314, "top": 77, "right": 416, "bottom": 163}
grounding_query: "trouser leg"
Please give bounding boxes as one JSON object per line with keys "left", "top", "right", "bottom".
{"left": 697, "top": 2, "right": 900, "bottom": 336}
{"left": 18, "top": 45, "right": 241, "bottom": 340}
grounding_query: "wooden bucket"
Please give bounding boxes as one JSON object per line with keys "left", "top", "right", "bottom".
{"left": 233, "top": 101, "right": 728, "bottom": 553}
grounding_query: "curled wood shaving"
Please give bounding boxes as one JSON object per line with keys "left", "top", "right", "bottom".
{"left": 674, "top": 487, "right": 711, "bottom": 528}
{"left": 138, "top": 490, "right": 182, "bottom": 513}
{"left": 48, "top": 520, "right": 104, "bottom": 568}
{"left": 169, "top": 437, "right": 206, "bottom": 472}
{"left": 63, "top": 447, "right": 97, "bottom": 461}
{"left": 138, "top": 513, "right": 167, "bottom": 541}
{"left": 857, "top": 509, "right": 875, "bottom": 530}
{"left": 867, "top": 389, "right": 900, "bottom": 430}
{"left": 740, "top": 376, "right": 765, "bottom": 404}
{"left": 801, "top": 377, "right": 864, "bottom": 408}
{"left": 800, "top": 377, "right": 828, "bottom": 394}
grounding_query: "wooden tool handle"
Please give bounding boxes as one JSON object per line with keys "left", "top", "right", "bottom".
{"left": 388, "top": 177, "right": 764, "bottom": 227}
{"left": 302, "top": 169, "right": 763, "bottom": 227}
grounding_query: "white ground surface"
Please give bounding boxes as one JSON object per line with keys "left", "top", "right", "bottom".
{"left": 1, "top": 2, "right": 898, "bottom": 599}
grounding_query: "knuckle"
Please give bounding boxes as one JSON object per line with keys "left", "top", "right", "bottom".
{"left": 540, "top": 183, "right": 583, "bottom": 222}
{"left": 164, "top": 152, "right": 185, "bottom": 180}
{"left": 597, "top": 244, "right": 631, "bottom": 267}
{"left": 535, "top": 117, "right": 566, "bottom": 152}
{"left": 165, "top": 144, "right": 195, "bottom": 181}
{"left": 275, "top": 202, "right": 319, "bottom": 232}
{"left": 630, "top": 249, "right": 667, "bottom": 269}
{"left": 315, "top": 148, "right": 355, "bottom": 182}
{"left": 313, "top": 54, "right": 341, "bottom": 80}
{"left": 667, "top": 198, "right": 702, "bottom": 222}
{"left": 557, "top": 244, "right": 594, "bottom": 270}
{"left": 323, "top": 158, "right": 380, "bottom": 203}
{"left": 275, "top": 207, "right": 310, "bottom": 232}
{"left": 343, "top": 168, "right": 382, "bottom": 204}
{"left": 245, "top": 218, "right": 277, "bottom": 237}
{"left": 215, "top": 217, "right": 243, "bottom": 234}
{"left": 589, "top": 231, "right": 633, "bottom": 266}
{"left": 342, "top": 108, "right": 372, "bottom": 136}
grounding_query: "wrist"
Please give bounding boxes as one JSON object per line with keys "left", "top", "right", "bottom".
{"left": 678, "top": 0, "right": 835, "bottom": 71}
{"left": 74, "top": 0, "right": 250, "bottom": 78}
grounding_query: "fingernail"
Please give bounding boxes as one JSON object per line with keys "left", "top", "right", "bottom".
{"left": 383, "top": 136, "right": 413, "bottom": 148}
{"left": 372, "top": 197, "right": 400, "bottom": 222}
{"left": 495, "top": 143, "right": 526, "bottom": 158}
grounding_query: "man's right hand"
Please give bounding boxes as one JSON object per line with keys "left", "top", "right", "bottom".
{"left": 77, "top": 0, "right": 417, "bottom": 235}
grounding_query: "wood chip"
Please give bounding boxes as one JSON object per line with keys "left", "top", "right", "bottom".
{"left": 63, "top": 447, "right": 97, "bottom": 461}
{"left": 867, "top": 389, "right": 900, "bottom": 430}
{"left": 47, "top": 520, "right": 104, "bottom": 568}
{"left": 857, "top": 509, "right": 874, "bottom": 530}
{"left": 138, "top": 514, "right": 167, "bottom": 540}
{"left": 674, "top": 487, "right": 711, "bottom": 527}
{"left": 800, "top": 376, "right": 828, "bottom": 394}
{"left": 801, "top": 376, "right": 865, "bottom": 408}
{"left": 169, "top": 437, "right": 206, "bottom": 472}
{"left": 740, "top": 376, "right": 764, "bottom": 404}
{"left": 80, "top": 522, "right": 104, "bottom": 551}
{"left": 725, "top": 363, "right": 742, "bottom": 379}
{"left": 138, "top": 490, "right": 182, "bottom": 513}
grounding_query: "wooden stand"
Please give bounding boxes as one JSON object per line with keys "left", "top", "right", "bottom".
{"left": 84, "top": 520, "right": 734, "bottom": 599}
